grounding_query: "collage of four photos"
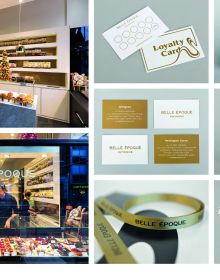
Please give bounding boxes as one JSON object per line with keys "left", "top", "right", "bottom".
{"left": 0, "top": 0, "right": 218, "bottom": 269}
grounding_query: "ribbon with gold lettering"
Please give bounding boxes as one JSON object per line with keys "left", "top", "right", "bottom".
{"left": 95, "top": 193, "right": 205, "bottom": 263}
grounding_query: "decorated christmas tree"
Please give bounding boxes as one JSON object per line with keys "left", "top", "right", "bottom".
{"left": 0, "top": 51, "right": 12, "bottom": 81}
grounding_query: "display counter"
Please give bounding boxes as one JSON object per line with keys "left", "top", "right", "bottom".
{"left": 0, "top": 81, "right": 69, "bottom": 124}
{"left": 0, "top": 228, "right": 88, "bottom": 264}
{"left": 0, "top": 89, "right": 37, "bottom": 127}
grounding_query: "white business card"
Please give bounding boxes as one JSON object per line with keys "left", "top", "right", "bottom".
{"left": 102, "top": 135, "right": 148, "bottom": 165}
{"left": 141, "top": 26, "right": 205, "bottom": 72}
{"left": 154, "top": 99, "right": 200, "bottom": 129}
{"left": 103, "top": 6, "right": 169, "bottom": 60}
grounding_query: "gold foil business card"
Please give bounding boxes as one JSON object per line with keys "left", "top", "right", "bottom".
{"left": 141, "top": 26, "right": 205, "bottom": 72}
{"left": 154, "top": 134, "right": 199, "bottom": 164}
{"left": 103, "top": 100, "right": 148, "bottom": 129}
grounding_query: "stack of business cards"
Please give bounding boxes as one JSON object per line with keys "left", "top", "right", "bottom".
{"left": 103, "top": 6, "right": 205, "bottom": 71}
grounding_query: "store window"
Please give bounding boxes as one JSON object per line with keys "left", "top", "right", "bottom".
{"left": 0, "top": 139, "right": 88, "bottom": 264}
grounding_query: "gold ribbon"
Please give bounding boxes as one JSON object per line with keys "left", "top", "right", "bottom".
{"left": 95, "top": 193, "right": 205, "bottom": 263}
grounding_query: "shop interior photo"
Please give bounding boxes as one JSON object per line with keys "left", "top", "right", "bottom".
{"left": 0, "top": 0, "right": 88, "bottom": 128}
{"left": 0, "top": 133, "right": 89, "bottom": 264}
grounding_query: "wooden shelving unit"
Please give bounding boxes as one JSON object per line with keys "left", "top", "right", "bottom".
{"left": 24, "top": 154, "right": 60, "bottom": 205}
{"left": 0, "top": 27, "right": 70, "bottom": 123}
{"left": 0, "top": 27, "right": 69, "bottom": 77}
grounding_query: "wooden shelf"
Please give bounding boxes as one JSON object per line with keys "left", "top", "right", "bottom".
{"left": 0, "top": 81, "right": 68, "bottom": 90}
{"left": 0, "top": 42, "right": 57, "bottom": 51}
{"left": 31, "top": 165, "right": 53, "bottom": 177}
{"left": 0, "top": 27, "right": 69, "bottom": 90}
{"left": 26, "top": 181, "right": 54, "bottom": 189}
{"left": 34, "top": 197, "right": 58, "bottom": 204}
{"left": 0, "top": 56, "right": 57, "bottom": 61}
{"left": 11, "top": 68, "right": 59, "bottom": 73}
{"left": 33, "top": 196, "right": 53, "bottom": 199}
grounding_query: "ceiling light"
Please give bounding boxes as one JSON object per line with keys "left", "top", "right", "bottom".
{"left": 16, "top": 44, "right": 25, "bottom": 53}
{"left": 42, "top": 154, "right": 48, "bottom": 158}
{"left": 16, "top": 0, "right": 25, "bottom": 54}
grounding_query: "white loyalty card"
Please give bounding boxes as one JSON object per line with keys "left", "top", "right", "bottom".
{"left": 141, "top": 26, "right": 205, "bottom": 72}
{"left": 103, "top": 6, "right": 169, "bottom": 60}
{"left": 154, "top": 99, "right": 200, "bottom": 129}
{"left": 102, "top": 135, "right": 148, "bottom": 165}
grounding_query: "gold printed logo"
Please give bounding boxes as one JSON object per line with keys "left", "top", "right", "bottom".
{"left": 153, "top": 37, "right": 200, "bottom": 65}
{"left": 109, "top": 145, "right": 142, "bottom": 154}
{"left": 173, "top": 37, "right": 200, "bottom": 64}
{"left": 142, "top": 27, "right": 204, "bottom": 72}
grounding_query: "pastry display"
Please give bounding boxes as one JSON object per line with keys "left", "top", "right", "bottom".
{"left": 25, "top": 49, "right": 47, "bottom": 56}
{"left": 11, "top": 74, "right": 35, "bottom": 84}
{"left": 6, "top": 92, "right": 13, "bottom": 101}
{"left": 0, "top": 37, "right": 47, "bottom": 47}
{"left": 31, "top": 188, "right": 54, "bottom": 199}
{"left": 22, "top": 94, "right": 34, "bottom": 107}
{"left": 0, "top": 90, "right": 34, "bottom": 107}
{"left": 23, "top": 61, "right": 51, "bottom": 69}
{"left": 30, "top": 157, "right": 53, "bottom": 173}
{"left": 71, "top": 72, "right": 89, "bottom": 91}
{"left": 25, "top": 158, "right": 55, "bottom": 199}
{"left": 1, "top": 49, "right": 53, "bottom": 58}
{"left": 24, "top": 76, "right": 34, "bottom": 83}
{"left": 0, "top": 237, "right": 88, "bottom": 257}
{"left": 27, "top": 172, "right": 53, "bottom": 186}
{"left": 9, "top": 63, "right": 16, "bottom": 68}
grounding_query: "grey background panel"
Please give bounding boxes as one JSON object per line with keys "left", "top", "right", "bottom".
{"left": 215, "top": 181, "right": 220, "bottom": 263}
{"left": 94, "top": 0, "right": 208, "bottom": 83}
{"left": 215, "top": 0, "right": 220, "bottom": 82}
{"left": 214, "top": 91, "right": 220, "bottom": 174}
{"left": 94, "top": 89, "right": 209, "bottom": 175}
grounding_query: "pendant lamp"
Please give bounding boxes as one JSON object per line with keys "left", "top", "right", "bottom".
{"left": 16, "top": 0, "right": 25, "bottom": 54}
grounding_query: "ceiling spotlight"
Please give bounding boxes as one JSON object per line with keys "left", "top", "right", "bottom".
{"left": 10, "top": 133, "right": 15, "bottom": 137}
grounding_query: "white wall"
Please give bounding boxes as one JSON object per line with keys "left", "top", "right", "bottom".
{"left": 0, "top": 0, "right": 88, "bottom": 35}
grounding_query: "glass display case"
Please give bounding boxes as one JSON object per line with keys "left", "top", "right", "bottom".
{"left": 0, "top": 139, "right": 88, "bottom": 264}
